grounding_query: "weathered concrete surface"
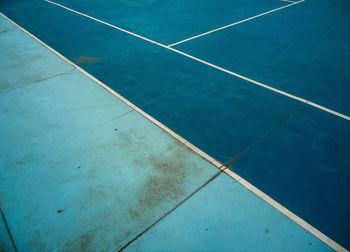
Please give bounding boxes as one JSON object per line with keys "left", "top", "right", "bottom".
{"left": 0, "top": 16, "right": 217, "bottom": 251}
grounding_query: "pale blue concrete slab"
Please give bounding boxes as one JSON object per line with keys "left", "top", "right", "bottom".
{"left": 0, "top": 70, "right": 218, "bottom": 250}
{"left": 0, "top": 17, "right": 218, "bottom": 250}
{"left": 127, "top": 173, "right": 334, "bottom": 252}
{"left": 0, "top": 17, "right": 74, "bottom": 92}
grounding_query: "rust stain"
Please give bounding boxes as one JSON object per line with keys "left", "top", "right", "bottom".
{"left": 136, "top": 141, "right": 194, "bottom": 210}
{"left": 74, "top": 56, "right": 100, "bottom": 64}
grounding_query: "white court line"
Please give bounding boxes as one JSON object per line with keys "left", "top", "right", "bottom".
{"left": 281, "top": 0, "right": 297, "bottom": 3}
{"left": 44, "top": 0, "right": 350, "bottom": 121}
{"left": 167, "top": 0, "right": 304, "bottom": 47}
{"left": 1, "top": 12, "right": 347, "bottom": 252}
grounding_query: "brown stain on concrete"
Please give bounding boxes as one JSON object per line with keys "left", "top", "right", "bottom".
{"left": 134, "top": 140, "right": 195, "bottom": 216}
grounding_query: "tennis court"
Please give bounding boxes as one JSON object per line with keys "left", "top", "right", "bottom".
{"left": 0, "top": 0, "right": 349, "bottom": 250}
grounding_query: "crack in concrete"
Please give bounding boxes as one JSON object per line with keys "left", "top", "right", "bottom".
{"left": 0, "top": 66, "right": 76, "bottom": 94}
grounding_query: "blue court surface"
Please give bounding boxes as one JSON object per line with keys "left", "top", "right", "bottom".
{"left": 0, "top": 0, "right": 349, "bottom": 251}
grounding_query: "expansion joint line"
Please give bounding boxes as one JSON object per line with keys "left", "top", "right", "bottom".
{"left": 118, "top": 168, "right": 226, "bottom": 251}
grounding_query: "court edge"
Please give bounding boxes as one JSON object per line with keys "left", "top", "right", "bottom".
{"left": 1, "top": 12, "right": 346, "bottom": 252}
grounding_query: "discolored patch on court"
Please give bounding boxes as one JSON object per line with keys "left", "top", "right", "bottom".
{"left": 138, "top": 144, "right": 191, "bottom": 209}
{"left": 74, "top": 56, "right": 100, "bottom": 64}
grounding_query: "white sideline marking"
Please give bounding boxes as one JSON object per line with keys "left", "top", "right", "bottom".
{"left": 167, "top": 0, "right": 304, "bottom": 47}
{"left": 281, "top": 0, "right": 297, "bottom": 3}
{"left": 1, "top": 11, "right": 347, "bottom": 252}
{"left": 44, "top": 0, "right": 350, "bottom": 121}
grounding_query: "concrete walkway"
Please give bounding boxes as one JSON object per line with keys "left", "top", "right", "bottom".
{"left": 0, "top": 14, "right": 334, "bottom": 251}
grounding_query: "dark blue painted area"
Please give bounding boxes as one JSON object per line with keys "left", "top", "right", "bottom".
{"left": 235, "top": 106, "right": 350, "bottom": 249}
{"left": 175, "top": 0, "right": 350, "bottom": 116}
{"left": 47, "top": 0, "right": 285, "bottom": 45}
{"left": 1, "top": 0, "right": 349, "bottom": 249}
{"left": 0, "top": 0, "right": 300, "bottom": 162}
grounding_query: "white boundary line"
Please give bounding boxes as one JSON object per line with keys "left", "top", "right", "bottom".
{"left": 43, "top": 0, "right": 350, "bottom": 121}
{"left": 1, "top": 12, "right": 347, "bottom": 252}
{"left": 167, "top": 0, "right": 304, "bottom": 47}
{"left": 281, "top": 0, "right": 297, "bottom": 3}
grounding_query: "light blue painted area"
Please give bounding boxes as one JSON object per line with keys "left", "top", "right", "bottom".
{"left": 0, "top": 17, "right": 74, "bottom": 92}
{"left": 127, "top": 173, "right": 334, "bottom": 252}
{"left": 0, "top": 17, "right": 218, "bottom": 250}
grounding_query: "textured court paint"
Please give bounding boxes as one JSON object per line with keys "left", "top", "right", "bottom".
{"left": 0, "top": 18, "right": 74, "bottom": 92}
{"left": 175, "top": 0, "right": 350, "bottom": 117}
{"left": 0, "top": 23, "right": 218, "bottom": 250}
{"left": 43, "top": 0, "right": 285, "bottom": 45}
{"left": 0, "top": 1, "right": 349, "bottom": 250}
{"left": 126, "top": 174, "right": 334, "bottom": 252}
{"left": 234, "top": 106, "right": 350, "bottom": 249}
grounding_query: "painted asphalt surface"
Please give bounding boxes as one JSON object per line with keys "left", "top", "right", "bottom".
{"left": 0, "top": 15, "right": 335, "bottom": 251}
{"left": 0, "top": 0, "right": 349, "bottom": 250}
